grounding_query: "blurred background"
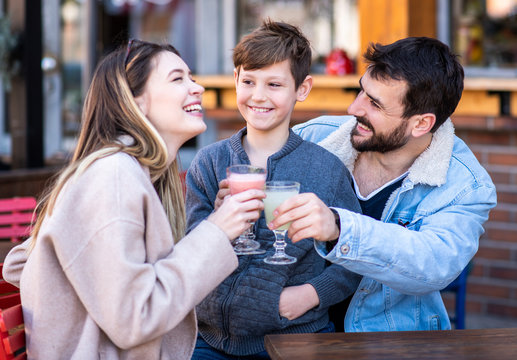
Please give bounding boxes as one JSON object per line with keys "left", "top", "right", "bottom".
{"left": 1, "top": 0, "right": 517, "bottom": 329}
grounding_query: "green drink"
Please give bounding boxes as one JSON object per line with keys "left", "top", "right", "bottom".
{"left": 263, "top": 181, "right": 300, "bottom": 265}
{"left": 264, "top": 188, "right": 300, "bottom": 230}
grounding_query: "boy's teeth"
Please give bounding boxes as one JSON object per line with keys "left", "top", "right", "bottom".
{"left": 184, "top": 104, "right": 202, "bottom": 112}
{"left": 252, "top": 107, "right": 269, "bottom": 113}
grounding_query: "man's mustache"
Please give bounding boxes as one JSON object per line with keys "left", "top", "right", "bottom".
{"left": 356, "top": 116, "right": 373, "bottom": 130}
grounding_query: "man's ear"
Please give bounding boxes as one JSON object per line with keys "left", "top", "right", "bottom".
{"left": 296, "top": 75, "right": 313, "bottom": 102}
{"left": 412, "top": 113, "right": 436, "bottom": 138}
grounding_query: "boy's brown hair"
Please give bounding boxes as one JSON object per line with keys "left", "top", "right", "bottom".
{"left": 233, "top": 19, "right": 312, "bottom": 89}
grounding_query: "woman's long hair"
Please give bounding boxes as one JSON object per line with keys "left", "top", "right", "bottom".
{"left": 31, "top": 40, "right": 186, "bottom": 244}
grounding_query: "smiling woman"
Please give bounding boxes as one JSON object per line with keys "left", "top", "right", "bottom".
{"left": 1, "top": 39, "right": 265, "bottom": 359}
{"left": 132, "top": 49, "right": 206, "bottom": 165}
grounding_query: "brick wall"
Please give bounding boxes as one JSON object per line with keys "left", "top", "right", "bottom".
{"left": 443, "top": 115, "right": 517, "bottom": 320}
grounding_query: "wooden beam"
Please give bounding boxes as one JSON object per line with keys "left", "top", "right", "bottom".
{"left": 357, "top": 0, "right": 437, "bottom": 73}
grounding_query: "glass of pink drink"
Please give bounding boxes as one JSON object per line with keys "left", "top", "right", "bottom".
{"left": 227, "top": 165, "right": 267, "bottom": 255}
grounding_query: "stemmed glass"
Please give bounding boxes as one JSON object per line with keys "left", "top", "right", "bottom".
{"left": 263, "top": 181, "right": 300, "bottom": 265}
{"left": 227, "top": 165, "right": 267, "bottom": 255}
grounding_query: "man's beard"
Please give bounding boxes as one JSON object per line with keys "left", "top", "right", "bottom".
{"left": 350, "top": 116, "right": 410, "bottom": 153}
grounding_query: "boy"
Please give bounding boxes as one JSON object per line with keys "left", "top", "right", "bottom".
{"left": 185, "top": 20, "right": 361, "bottom": 358}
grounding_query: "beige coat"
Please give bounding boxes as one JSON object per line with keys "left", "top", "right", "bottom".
{"left": 3, "top": 151, "right": 238, "bottom": 359}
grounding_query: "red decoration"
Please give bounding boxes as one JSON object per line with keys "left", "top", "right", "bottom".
{"left": 325, "top": 49, "right": 354, "bottom": 75}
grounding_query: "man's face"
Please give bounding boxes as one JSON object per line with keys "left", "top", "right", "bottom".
{"left": 347, "top": 70, "right": 412, "bottom": 153}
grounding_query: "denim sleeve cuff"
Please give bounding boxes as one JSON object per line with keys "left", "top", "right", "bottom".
{"left": 316, "top": 207, "right": 358, "bottom": 263}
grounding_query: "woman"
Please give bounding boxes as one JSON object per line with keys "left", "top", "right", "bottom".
{"left": 2, "top": 40, "right": 264, "bottom": 359}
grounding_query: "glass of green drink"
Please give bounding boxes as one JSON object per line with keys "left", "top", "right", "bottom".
{"left": 263, "top": 181, "right": 300, "bottom": 265}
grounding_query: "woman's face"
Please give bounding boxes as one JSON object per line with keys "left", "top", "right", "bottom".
{"left": 136, "top": 51, "right": 206, "bottom": 155}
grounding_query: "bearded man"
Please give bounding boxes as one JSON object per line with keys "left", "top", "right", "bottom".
{"left": 272, "top": 37, "right": 497, "bottom": 331}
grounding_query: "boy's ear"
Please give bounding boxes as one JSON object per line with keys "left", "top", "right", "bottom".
{"left": 411, "top": 113, "right": 436, "bottom": 137}
{"left": 233, "top": 67, "right": 240, "bottom": 89}
{"left": 296, "top": 75, "right": 313, "bottom": 102}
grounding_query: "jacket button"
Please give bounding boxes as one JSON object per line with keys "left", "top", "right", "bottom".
{"left": 340, "top": 243, "right": 350, "bottom": 255}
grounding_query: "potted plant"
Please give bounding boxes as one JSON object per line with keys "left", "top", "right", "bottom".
{"left": 0, "top": 14, "right": 20, "bottom": 91}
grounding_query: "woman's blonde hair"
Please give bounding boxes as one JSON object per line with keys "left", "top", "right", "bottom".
{"left": 32, "top": 40, "right": 186, "bottom": 244}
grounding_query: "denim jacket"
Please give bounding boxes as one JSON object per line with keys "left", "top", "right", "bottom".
{"left": 293, "top": 116, "right": 497, "bottom": 331}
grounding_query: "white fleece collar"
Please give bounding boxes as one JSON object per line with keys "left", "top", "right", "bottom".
{"left": 318, "top": 118, "right": 455, "bottom": 187}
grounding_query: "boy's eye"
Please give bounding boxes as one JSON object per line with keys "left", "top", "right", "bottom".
{"left": 269, "top": 83, "right": 281, "bottom": 87}
{"left": 172, "top": 76, "right": 183, "bottom": 82}
{"left": 242, "top": 79, "right": 253, "bottom": 85}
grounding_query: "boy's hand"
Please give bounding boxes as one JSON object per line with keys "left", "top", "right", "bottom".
{"left": 279, "top": 284, "right": 319, "bottom": 320}
{"left": 268, "top": 193, "right": 339, "bottom": 243}
{"left": 214, "top": 178, "right": 231, "bottom": 211}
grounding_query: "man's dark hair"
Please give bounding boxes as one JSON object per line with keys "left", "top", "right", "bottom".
{"left": 364, "top": 37, "right": 464, "bottom": 132}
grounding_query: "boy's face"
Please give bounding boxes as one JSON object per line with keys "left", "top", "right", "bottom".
{"left": 234, "top": 60, "right": 311, "bottom": 134}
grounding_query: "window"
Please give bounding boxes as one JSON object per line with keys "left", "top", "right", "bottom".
{"left": 451, "top": 0, "right": 517, "bottom": 76}
{"left": 236, "top": 0, "right": 359, "bottom": 74}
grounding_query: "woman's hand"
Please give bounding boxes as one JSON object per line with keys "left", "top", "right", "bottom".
{"left": 279, "top": 284, "right": 320, "bottom": 320}
{"left": 207, "top": 189, "right": 265, "bottom": 240}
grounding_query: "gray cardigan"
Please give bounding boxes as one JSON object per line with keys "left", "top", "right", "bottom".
{"left": 186, "top": 128, "right": 362, "bottom": 356}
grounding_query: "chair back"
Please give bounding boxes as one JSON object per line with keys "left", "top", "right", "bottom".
{"left": 0, "top": 263, "right": 26, "bottom": 360}
{"left": 0, "top": 198, "right": 37, "bottom": 243}
{"left": 442, "top": 262, "right": 472, "bottom": 329}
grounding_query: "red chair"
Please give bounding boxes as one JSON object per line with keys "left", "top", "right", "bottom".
{"left": 0, "top": 198, "right": 37, "bottom": 243}
{"left": 0, "top": 304, "right": 25, "bottom": 360}
{"left": 0, "top": 264, "right": 25, "bottom": 360}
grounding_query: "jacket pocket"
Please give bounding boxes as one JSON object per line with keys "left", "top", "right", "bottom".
{"left": 396, "top": 216, "right": 423, "bottom": 231}
{"left": 429, "top": 315, "right": 442, "bottom": 330}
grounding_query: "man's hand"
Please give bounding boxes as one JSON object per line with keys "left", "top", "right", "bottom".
{"left": 279, "top": 284, "right": 319, "bottom": 320}
{"left": 268, "top": 193, "right": 340, "bottom": 243}
{"left": 214, "top": 178, "right": 231, "bottom": 211}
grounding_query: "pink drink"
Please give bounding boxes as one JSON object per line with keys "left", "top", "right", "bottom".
{"left": 228, "top": 173, "right": 266, "bottom": 195}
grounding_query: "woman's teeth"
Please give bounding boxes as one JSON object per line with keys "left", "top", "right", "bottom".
{"left": 184, "top": 104, "right": 202, "bottom": 112}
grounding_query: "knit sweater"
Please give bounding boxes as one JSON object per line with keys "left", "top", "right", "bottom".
{"left": 185, "top": 128, "right": 362, "bottom": 355}
{"left": 2, "top": 151, "right": 238, "bottom": 359}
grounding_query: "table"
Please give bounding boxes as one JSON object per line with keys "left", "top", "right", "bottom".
{"left": 264, "top": 328, "right": 517, "bottom": 360}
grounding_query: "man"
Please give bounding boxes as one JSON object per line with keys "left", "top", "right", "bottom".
{"left": 269, "top": 37, "right": 497, "bottom": 331}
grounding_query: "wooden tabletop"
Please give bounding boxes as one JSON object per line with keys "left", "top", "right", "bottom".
{"left": 264, "top": 328, "right": 517, "bottom": 360}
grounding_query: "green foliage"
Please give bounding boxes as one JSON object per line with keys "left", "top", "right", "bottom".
{"left": 0, "top": 15, "right": 20, "bottom": 91}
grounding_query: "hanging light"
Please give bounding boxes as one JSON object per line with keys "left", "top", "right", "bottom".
{"left": 105, "top": 0, "right": 175, "bottom": 15}
{"left": 109, "top": 0, "right": 173, "bottom": 7}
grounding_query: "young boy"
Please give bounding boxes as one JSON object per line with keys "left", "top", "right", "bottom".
{"left": 185, "top": 19, "right": 361, "bottom": 358}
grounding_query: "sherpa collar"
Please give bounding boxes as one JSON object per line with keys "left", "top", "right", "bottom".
{"left": 318, "top": 118, "right": 455, "bottom": 187}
